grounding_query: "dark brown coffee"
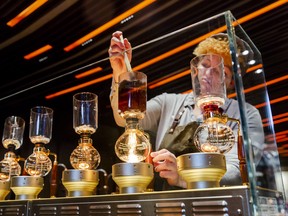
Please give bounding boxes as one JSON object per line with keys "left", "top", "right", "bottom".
{"left": 118, "top": 80, "right": 147, "bottom": 114}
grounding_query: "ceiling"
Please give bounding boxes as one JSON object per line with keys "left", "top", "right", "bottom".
{"left": 0, "top": 0, "right": 287, "bottom": 172}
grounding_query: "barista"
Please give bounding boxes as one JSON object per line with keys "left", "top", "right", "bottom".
{"left": 109, "top": 31, "right": 264, "bottom": 190}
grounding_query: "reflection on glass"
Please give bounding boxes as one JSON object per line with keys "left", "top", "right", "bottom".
{"left": 70, "top": 140, "right": 100, "bottom": 170}
{"left": 2, "top": 116, "right": 25, "bottom": 150}
{"left": 0, "top": 116, "right": 25, "bottom": 181}
{"left": 193, "top": 105, "right": 235, "bottom": 154}
{"left": 191, "top": 54, "right": 226, "bottom": 111}
{"left": 29, "top": 106, "right": 53, "bottom": 144}
{"left": 191, "top": 54, "right": 234, "bottom": 154}
{"left": 24, "top": 146, "right": 52, "bottom": 177}
{"left": 0, "top": 152, "right": 21, "bottom": 181}
{"left": 25, "top": 106, "right": 53, "bottom": 176}
{"left": 70, "top": 92, "right": 100, "bottom": 170}
{"left": 118, "top": 71, "right": 147, "bottom": 120}
{"left": 73, "top": 92, "right": 98, "bottom": 135}
{"left": 115, "top": 118, "right": 150, "bottom": 163}
{"left": 115, "top": 71, "right": 150, "bottom": 163}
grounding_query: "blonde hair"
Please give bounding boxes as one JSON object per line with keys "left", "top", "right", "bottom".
{"left": 193, "top": 37, "right": 232, "bottom": 68}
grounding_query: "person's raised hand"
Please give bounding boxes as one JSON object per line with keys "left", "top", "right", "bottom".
{"left": 108, "top": 31, "right": 132, "bottom": 82}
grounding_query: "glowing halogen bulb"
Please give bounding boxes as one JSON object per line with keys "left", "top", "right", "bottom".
{"left": 127, "top": 132, "right": 139, "bottom": 162}
{"left": 115, "top": 127, "right": 150, "bottom": 163}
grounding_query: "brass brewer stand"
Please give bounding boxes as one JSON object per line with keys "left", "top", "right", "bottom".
{"left": 177, "top": 105, "right": 243, "bottom": 189}
{"left": 61, "top": 92, "right": 101, "bottom": 197}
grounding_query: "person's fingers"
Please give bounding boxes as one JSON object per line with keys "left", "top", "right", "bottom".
{"left": 109, "top": 37, "right": 131, "bottom": 59}
{"left": 109, "top": 45, "right": 123, "bottom": 56}
{"left": 112, "top": 31, "right": 123, "bottom": 38}
{"left": 152, "top": 151, "right": 176, "bottom": 164}
{"left": 151, "top": 148, "right": 169, "bottom": 157}
{"left": 123, "top": 38, "right": 131, "bottom": 49}
{"left": 154, "top": 157, "right": 177, "bottom": 172}
{"left": 159, "top": 170, "right": 178, "bottom": 179}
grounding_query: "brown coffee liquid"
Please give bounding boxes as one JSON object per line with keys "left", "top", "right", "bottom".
{"left": 118, "top": 80, "right": 146, "bottom": 114}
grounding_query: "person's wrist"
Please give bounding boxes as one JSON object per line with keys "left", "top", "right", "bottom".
{"left": 112, "top": 74, "right": 119, "bottom": 85}
{"left": 111, "top": 77, "right": 119, "bottom": 94}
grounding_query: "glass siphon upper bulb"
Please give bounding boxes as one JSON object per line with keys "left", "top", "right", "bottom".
{"left": 2, "top": 116, "right": 25, "bottom": 150}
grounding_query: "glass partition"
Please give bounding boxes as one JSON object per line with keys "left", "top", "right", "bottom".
{"left": 225, "top": 12, "right": 286, "bottom": 215}
{"left": 1, "top": 10, "right": 286, "bottom": 215}
{"left": 112, "top": 10, "right": 286, "bottom": 214}
{"left": 77, "top": 11, "right": 286, "bottom": 214}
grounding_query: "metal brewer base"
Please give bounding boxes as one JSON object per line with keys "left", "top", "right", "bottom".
{"left": 112, "top": 162, "right": 153, "bottom": 194}
{"left": 0, "top": 181, "right": 10, "bottom": 200}
{"left": 62, "top": 169, "right": 99, "bottom": 197}
{"left": 10, "top": 176, "right": 44, "bottom": 200}
{"left": 177, "top": 152, "right": 227, "bottom": 189}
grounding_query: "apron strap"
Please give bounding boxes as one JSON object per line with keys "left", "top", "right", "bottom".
{"left": 168, "top": 99, "right": 188, "bottom": 134}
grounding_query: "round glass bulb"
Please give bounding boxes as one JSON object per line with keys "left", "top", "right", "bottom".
{"left": 115, "top": 128, "right": 151, "bottom": 163}
{"left": 70, "top": 143, "right": 101, "bottom": 170}
{"left": 193, "top": 120, "right": 235, "bottom": 154}
{"left": 0, "top": 152, "right": 21, "bottom": 181}
{"left": 24, "top": 147, "right": 52, "bottom": 176}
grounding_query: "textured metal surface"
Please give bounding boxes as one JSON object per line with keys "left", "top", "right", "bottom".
{"left": 0, "top": 200, "right": 29, "bottom": 216}
{"left": 112, "top": 162, "right": 154, "bottom": 194}
{"left": 10, "top": 176, "right": 44, "bottom": 200}
{"left": 0, "top": 181, "right": 10, "bottom": 200}
{"left": 0, "top": 186, "right": 285, "bottom": 215}
{"left": 62, "top": 169, "right": 99, "bottom": 197}
{"left": 177, "top": 153, "right": 226, "bottom": 189}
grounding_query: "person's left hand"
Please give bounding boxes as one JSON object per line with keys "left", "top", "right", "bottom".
{"left": 151, "top": 149, "right": 187, "bottom": 188}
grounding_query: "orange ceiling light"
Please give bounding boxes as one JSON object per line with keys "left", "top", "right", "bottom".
{"left": 246, "top": 64, "right": 263, "bottom": 73}
{"left": 149, "top": 69, "right": 190, "bottom": 89}
{"left": 7, "top": 0, "right": 48, "bottom": 27}
{"left": 263, "top": 117, "right": 288, "bottom": 127}
{"left": 45, "top": 74, "right": 112, "bottom": 99}
{"left": 75, "top": 67, "right": 103, "bottom": 79}
{"left": 277, "top": 137, "right": 288, "bottom": 143}
{"left": 63, "top": 0, "right": 156, "bottom": 52}
{"left": 45, "top": 1, "right": 285, "bottom": 99}
{"left": 262, "top": 112, "right": 288, "bottom": 124}
{"left": 133, "top": 27, "right": 226, "bottom": 72}
{"left": 147, "top": 65, "right": 285, "bottom": 93}
{"left": 280, "top": 144, "right": 288, "bottom": 149}
{"left": 266, "top": 130, "right": 288, "bottom": 142}
{"left": 235, "top": 0, "right": 287, "bottom": 25}
{"left": 255, "top": 95, "right": 288, "bottom": 109}
{"left": 228, "top": 74, "right": 288, "bottom": 98}
{"left": 24, "top": 44, "right": 53, "bottom": 60}
{"left": 149, "top": 63, "right": 263, "bottom": 90}
{"left": 132, "top": 0, "right": 285, "bottom": 72}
